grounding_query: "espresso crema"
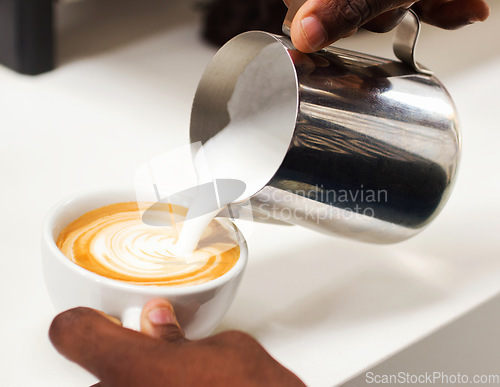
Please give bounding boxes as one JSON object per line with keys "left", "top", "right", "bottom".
{"left": 57, "top": 202, "right": 240, "bottom": 286}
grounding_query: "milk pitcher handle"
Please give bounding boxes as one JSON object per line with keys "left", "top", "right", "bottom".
{"left": 282, "top": 0, "right": 432, "bottom": 75}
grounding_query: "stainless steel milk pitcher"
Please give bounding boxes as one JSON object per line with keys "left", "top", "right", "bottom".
{"left": 190, "top": 3, "right": 460, "bottom": 243}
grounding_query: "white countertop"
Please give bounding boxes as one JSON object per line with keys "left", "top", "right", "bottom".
{"left": 1, "top": 0, "right": 499, "bottom": 386}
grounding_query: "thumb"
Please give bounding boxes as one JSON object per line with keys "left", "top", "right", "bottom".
{"left": 140, "top": 298, "right": 185, "bottom": 342}
{"left": 290, "top": 0, "right": 415, "bottom": 52}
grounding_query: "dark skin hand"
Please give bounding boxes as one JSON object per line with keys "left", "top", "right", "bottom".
{"left": 49, "top": 299, "right": 305, "bottom": 387}
{"left": 284, "top": 0, "right": 490, "bottom": 52}
{"left": 49, "top": 2, "right": 490, "bottom": 385}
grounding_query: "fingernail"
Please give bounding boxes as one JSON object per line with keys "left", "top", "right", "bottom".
{"left": 147, "top": 307, "right": 176, "bottom": 325}
{"left": 468, "top": 15, "right": 482, "bottom": 23}
{"left": 301, "top": 16, "right": 327, "bottom": 50}
{"left": 95, "top": 310, "right": 122, "bottom": 326}
{"left": 105, "top": 315, "right": 122, "bottom": 326}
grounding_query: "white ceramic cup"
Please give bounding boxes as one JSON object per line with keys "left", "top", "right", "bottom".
{"left": 41, "top": 188, "right": 248, "bottom": 340}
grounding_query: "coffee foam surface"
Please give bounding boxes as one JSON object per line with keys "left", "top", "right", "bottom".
{"left": 57, "top": 202, "right": 239, "bottom": 286}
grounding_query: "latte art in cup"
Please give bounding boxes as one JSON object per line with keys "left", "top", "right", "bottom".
{"left": 57, "top": 202, "right": 240, "bottom": 286}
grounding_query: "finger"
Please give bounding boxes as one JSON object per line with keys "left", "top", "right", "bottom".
{"left": 49, "top": 307, "right": 163, "bottom": 381}
{"left": 290, "top": 0, "right": 415, "bottom": 52}
{"left": 95, "top": 310, "right": 122, "bottom": 326}
{"left": 362, "top": 7, "right": 410, "bottom": 33}
{"left": 140, "top": 298, "right": 185, "bottom": 342}
{"left": 414, "top": 0, "right": 490, "bottom": 30}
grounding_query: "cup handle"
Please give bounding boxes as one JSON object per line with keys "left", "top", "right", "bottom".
{"left": 121, "top": 307, "right": 143, "bottom": 331}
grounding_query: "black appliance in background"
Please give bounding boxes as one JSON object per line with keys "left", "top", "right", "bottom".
{"left": 0, "top": 0, "right": 54, "bottom": 75}
{"left": 0, "top": 0, "right": 285, "bottom": 76}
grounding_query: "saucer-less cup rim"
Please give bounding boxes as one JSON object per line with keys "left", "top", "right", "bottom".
{"left": 42, "top": 187, "right": 248, "bottom": 334}
{"left": 43, "top": 187, "right": 247, "bottom": 295}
